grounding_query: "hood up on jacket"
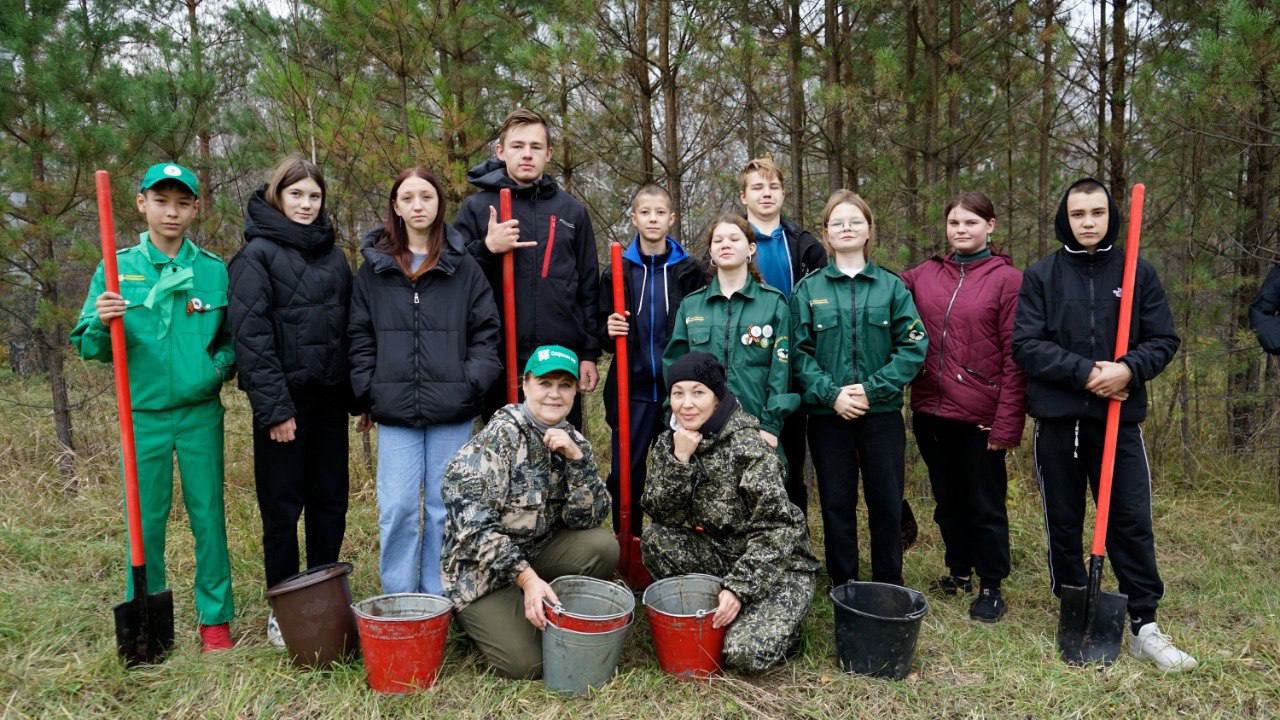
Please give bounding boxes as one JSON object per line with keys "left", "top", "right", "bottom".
{"left": 358, "top": 224, "right": 468, "bottom": 275}
{"left": 465, "top": 157, "right": 561, "bottom": 200}
{"left": 243, "top": 185, "right": 336, "bottom": 254}
{"left": 1054, "top": 177, "right": 1121, "bottom": 255}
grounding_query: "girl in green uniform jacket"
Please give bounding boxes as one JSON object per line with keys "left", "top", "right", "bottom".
{"left": 790, "top": 190, "right": 928, "bottom": 588}
{"left": 663, "top": 214, "right": 799, "bottom": 451}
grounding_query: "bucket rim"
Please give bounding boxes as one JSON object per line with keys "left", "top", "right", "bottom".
{"left": 351, "top": 592, "right": 452, "bottom": 622}
{"left": 266, "top": 562, "right": 354, "bottom": 598}
{"left": 545, "top": 575, "right": 635, "bottom": 622}
{"left": 829, "top": 580, "right": 929, "bottom": 623}
{"left": 641, "top": 573, "right": 723, "bottom": 618}
{"left": 543, "top": 614, "right": 635, "bottom": 638}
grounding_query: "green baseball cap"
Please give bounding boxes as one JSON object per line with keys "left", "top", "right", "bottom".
{"left": 524, "top": 345, "right": 579, "bottom": 378}
{"left": 139, "top": 162, "right": 199, "bottom": 197}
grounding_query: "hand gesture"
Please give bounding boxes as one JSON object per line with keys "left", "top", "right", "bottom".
{"left": 269, "top": 417, "right": 297, "bottom": 442}
{"left": 606, "top": 312, "right": 630, "bottom": 338}
{"left": 579, "top": 361, "right": 599, "bottom": 392}
{"left": 1085, "top": 361, "right": 1132, "bottom": 400}
{"left": 672, "top": 427, "right": 702, "bottom": 463}
{"left": 543, "top": 427, "right": 584, "bottom": 460}
{"left": 758, "top": 430, "right": 779, "bottom": 448}
{"left": 356, "top": 412, "right": 373, "bottom": 433}
{"left": 95, "top": 291, "right": 127, "bottom": 325}
{"left": 483, "top": 205, "right": 536, "bottom": 255}
{"left": 711, "top": 588, "right": 741, "bottom": 629}
{"left": 516, "top": 568, "right": 559, "bottom": 630}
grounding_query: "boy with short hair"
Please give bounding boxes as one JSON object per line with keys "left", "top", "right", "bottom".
{"left": 454, "top": 108, "right": 602, "bottom": 429}
{"left": 598, "top": 184, "right": 708, "bottom": 535}
{"left": 737, "top": 157, "right": 825, "bottom": 516}
{"left": 1013, "top": 177, "right": 1195, "bottom": 672}
{"left": 71, "top": 162, "right": 237, "bottom": 652}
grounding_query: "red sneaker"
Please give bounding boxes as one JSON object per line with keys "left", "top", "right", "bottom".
{"left": 199, "top": 623, "right": 234, "bottom": 652}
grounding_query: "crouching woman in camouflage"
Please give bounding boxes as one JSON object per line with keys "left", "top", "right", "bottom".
{"left": 642, "top": 352, "right": 818, "bottom": 673}
{"left": 441, "top": 345, "right": 618, "bottom": 680}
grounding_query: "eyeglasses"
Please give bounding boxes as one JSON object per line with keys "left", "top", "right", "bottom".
{"left": 826, "top": 219, "right": 867, "bottom": 229}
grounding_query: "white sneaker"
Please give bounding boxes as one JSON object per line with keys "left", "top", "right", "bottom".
{"left": 1130, "top": 622, "right": 1197, "bottom": 672}
{"left": 264, "top": 609, "right": 285, "bottom": 645}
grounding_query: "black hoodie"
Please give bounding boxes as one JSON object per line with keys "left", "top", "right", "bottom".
{"left": 1012, "top": 178, "right": 1180, "bottom": 423}
{"left": 228, "top": 187, "right": 353, "bottom": 429}
{"left": 452, "top": 158, "right": 602, "bottom": 367}
{"left": 347, "top": 225, "right": 502, "bottom": 427}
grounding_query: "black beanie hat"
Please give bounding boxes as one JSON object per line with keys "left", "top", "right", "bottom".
{"left": 665, "top": 351, "right": 729, "bottom": 399}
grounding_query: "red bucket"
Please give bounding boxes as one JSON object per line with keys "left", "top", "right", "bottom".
{"left": 642, "top": 574, "right": 726, "bottom": 679}
{"left": 543, "top": 575, "right": 634, "bottom": 633}
{"left": 352, "top": 593, "right": 452, "bottom": 693}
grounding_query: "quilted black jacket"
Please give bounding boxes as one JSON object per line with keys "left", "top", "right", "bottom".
{"left": 228, "top": 187, "right": 353, "bottom": 429}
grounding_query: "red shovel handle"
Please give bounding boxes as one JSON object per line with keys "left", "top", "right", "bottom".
{"left": 1091, "top": 183, "right": 1144, "bottom": 557}
{"left": 500, "top": 188, "right": 518, "bottom": 404}
{"left": 610, "top": 243, "right": 633, "bottom": 554}
{"left": 96, "top": 170, "right": 145, "bottom": 568}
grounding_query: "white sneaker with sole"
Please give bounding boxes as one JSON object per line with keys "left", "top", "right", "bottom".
{"left": 266, "top": 612, "right": 285, "bottom": 648}
{"left": 1130, "top": 622, "right": 1197, "bottom": 672}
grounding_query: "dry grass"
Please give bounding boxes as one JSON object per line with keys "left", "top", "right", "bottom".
{"left": 0, "top": 363, "right": 1276, "bottom": 719}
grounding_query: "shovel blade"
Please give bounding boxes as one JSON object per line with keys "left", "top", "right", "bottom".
{"left": 114, "top": 589, "right": 175, "bottom": 667}
{"left": 1057, "top": 584, "right": 1127, "bottom": 665}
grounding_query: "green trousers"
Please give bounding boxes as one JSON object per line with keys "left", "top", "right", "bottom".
{"left": 124, "top": 399, "right": 235, "bottom": 626}
{"left": 456, "top": 527, "right": 619, "bottom": 679}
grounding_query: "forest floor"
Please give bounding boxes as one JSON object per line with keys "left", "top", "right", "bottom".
{"left": 1, "top": 364, "right": 1277, "bottom": 719}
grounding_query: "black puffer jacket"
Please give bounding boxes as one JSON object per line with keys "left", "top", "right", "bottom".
{"left": 452, "top": 158, "right": 601, "bottom": 365}
{"left": 1012, "top": 178, "right": 1180, "bottom": 423}
{"left": 779, "top": 216, "right": 827, "bottom": 285}
{"left": 1249, "top": 263, "right": 1280, "bottom": 355}
{"left": 348, "top": 226, "right": 502, "bottom": 427}
{"left": 228, "top": 187, "right": 353, "bottom": 429}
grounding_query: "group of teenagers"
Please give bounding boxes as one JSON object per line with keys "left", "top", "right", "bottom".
{"left": 73, "top": 106, "right": 1206, "bottom": 680}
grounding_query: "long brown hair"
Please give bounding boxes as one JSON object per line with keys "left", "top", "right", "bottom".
{"left": 266, "top": 155, "right": 326, "bottom": 213}
{"left": 380, "top": 167, "right": 447, "bottom": 280}
{"left": 701, "top": 213, "right": 763, "bottom": 284}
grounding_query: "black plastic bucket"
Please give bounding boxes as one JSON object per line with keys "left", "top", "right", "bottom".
{"left": 830, "top": 581, "right": 928, "bottom": 680}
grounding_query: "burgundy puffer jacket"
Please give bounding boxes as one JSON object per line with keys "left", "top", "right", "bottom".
{"left": 902, "top": 253, "right": 1027, "bottom": 447}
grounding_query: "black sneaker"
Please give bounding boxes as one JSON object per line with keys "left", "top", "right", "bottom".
{"left": 969, "top": 587, "right": 1007, "bottom": 623}
{"left": 928, "top": 575, "right": 973, "bottom": 595}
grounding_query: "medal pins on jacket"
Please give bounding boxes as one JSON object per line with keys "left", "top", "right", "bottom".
{"left": 743, "top": 324, "right": 774, "bottom": 348}
{"left": 186, "top": 297, "right": 204, "bottom": 315}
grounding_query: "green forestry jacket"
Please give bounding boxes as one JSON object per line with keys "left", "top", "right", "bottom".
{"left": 663, "top": 274, "right": 799, "bottom": 435}
{"left": 70, "top": 234, "right": 235, "bottom": 410}
{"left": 790, "top": 261, "right": 928, "bottom": 415}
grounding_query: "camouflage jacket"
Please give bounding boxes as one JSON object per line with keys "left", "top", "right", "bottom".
{"left": 441, "top": 404, "right": 611, "bottom": 609}
{"left": 643, "top": 407, "right": 818, "bottom": 604}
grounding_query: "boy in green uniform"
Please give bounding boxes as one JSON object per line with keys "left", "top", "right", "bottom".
{"left": 71, "top": 163, "right": 237, "bottom": 652}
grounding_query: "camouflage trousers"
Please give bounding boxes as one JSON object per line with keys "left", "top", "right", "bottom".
{"left": 642, "top": 524, "right": 813, "bottom": 673}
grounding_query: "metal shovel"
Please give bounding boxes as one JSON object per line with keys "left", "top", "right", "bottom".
{"left": 97, "top": 170, "right": 175, "bottom": 666}
{"left": 1057, "top": 183, "right": 1146, "bottom": 665}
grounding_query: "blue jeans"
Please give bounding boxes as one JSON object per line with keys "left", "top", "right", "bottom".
{"left": 375, "top": 420, "right": 474, "bottom": 594}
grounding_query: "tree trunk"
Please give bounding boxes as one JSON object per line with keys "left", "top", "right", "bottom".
{"left": 658, "top": 0, "right": 683, "bottom": 239}
{"left": 787, "top": 0, "right": 806, "bottom": 227}
{"left": 1096, "top": 0, "right": 1108, "bottom": 180}
{"left": 1037, "top": 0, "right": 1056, "bottom": 258}
{"left": 186, "top": 0, "right": 211, "bottom": 221}
{"left": 923, "top": 0, "right": 939, "bottom": 192}
{"left": 1108, "top": 0, "right": 1128, "bottom": 198}
{"left": 904, "top": 2, "right": 922, "bottom": 259}
{"left": 31, "top": 142, "right": 76, "bottom": 484}
{"left": 945, "top": 0, "right": 961, "bottom": 195}
{"left": 636, "top": 0, "right": 655, "bottom": 182}
{"left": 824, "top": 0, "right": 843, "bottom": 192}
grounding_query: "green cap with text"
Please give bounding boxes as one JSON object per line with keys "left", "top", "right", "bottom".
{"left": 524, "top": 345, "right": 579, "bottom": 379}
